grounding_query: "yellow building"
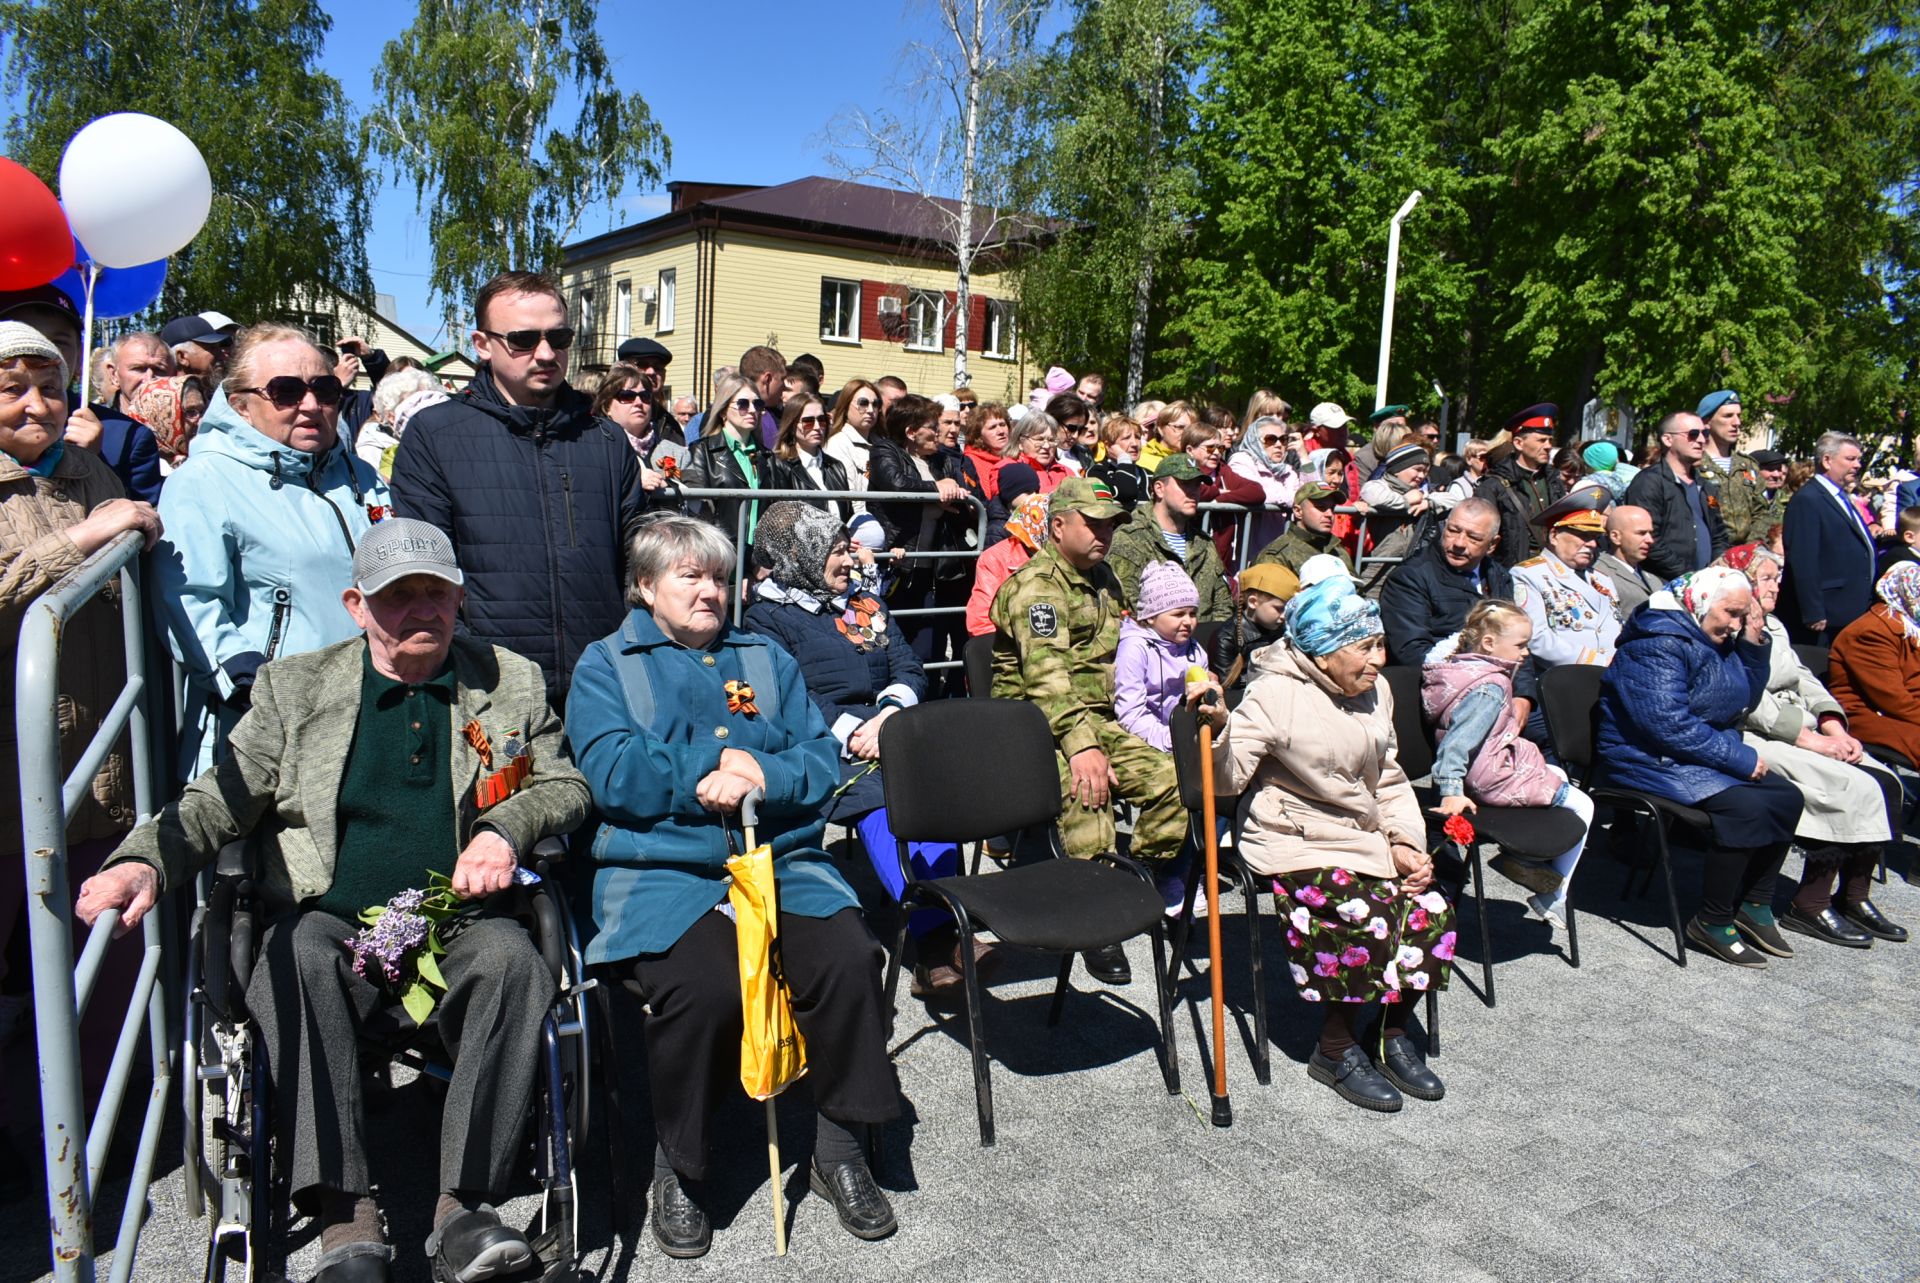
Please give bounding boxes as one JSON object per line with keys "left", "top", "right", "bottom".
{"left": 561, "top": 177, "right": 1032, "bottom": 407}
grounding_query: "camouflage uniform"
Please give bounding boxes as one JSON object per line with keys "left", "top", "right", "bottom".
{"left": 1699, "top": 452, "right": 1766, "bottom": 544}
{"left": 1104, "top": 505, "right": 1234, "bottom": 623}
{"left": 1253, "top": 524, "right": 1353, "bottom": 578}
{"left": 989, "top": 540, "right": 1186, "bottom": 864}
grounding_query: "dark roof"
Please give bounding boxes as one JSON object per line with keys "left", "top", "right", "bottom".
{"left": 563, "top": 175, "right": 1038, "bottom": 266}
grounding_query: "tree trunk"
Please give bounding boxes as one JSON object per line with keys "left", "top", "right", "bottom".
{"left": 1126, "top": 27, "right": 1169, "bottom": 407}
{"left": 951, "top": 0, "right": 985, "bottom": 389}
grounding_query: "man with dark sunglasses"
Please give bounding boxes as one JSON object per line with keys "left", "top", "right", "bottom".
{"left": 1625, "top": 410, "right": 1728, "bottom": 580}
{"left": 391, "top": 270, "right": 647, "bottom": 706}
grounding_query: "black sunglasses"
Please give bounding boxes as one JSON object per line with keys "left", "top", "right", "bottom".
{"left": 611, "top": 388, "right": 645, "bottom": 403}
{"left": 733, "top": 396, "right": 767, "bottom": 413}
{"left": 240, "top": 375, "right": 344, "bottom": 409}
{"left": 481, "top": 326, "right": 575, "bottom": 353}
{"left": 851, "top": 396, "right": 879, "bottom": 410}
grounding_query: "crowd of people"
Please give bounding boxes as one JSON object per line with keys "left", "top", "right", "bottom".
{"left": 2, "top": 266, "right": 1915, "bottom": 1276}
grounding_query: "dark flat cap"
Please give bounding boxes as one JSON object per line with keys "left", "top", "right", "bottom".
{"left": 617, "top": 336, "right": 673, "bottom": 365}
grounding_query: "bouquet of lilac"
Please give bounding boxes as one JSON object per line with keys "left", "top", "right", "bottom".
{"left": 346, "top": 867, "right": 541, "bottom": 1024}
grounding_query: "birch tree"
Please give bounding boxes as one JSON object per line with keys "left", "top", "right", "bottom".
{"left": 825, "top": 0, "right": 1043, "bottom": 387}
{"left": 366, "top": 0, "right": 670, "bottom": 325}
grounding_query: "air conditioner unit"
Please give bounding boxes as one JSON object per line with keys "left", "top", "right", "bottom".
{"left": 877, "top": 296, "right": 902, "bottom": 316}
{"left": 639, "top": 285, "right": 657, "bottom": 304}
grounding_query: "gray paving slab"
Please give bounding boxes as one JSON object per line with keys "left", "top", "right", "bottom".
{"left": 11, "top": 834, "right": 1920, "bottom": 1283}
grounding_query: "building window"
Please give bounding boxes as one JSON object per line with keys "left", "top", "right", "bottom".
{"left": 984, "top": 298, "right": 1016, "bottom": 359}
{"left": 657, "top": 268, "right": 676, "bottom": 333}
{"left": 820, "top": 278, "right": 861, "bottom": 344}
{"left": 613, "top": 279, "right": 631, "bottom": 352}
{"left": 906, "top": 289, "right": 943, "bottom": 353}
{"left": 575, "top": 288, "right": 595, "bottom": 358}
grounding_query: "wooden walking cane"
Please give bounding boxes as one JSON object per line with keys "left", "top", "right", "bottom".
{"left": 1191, "top": 673, "right": 1232, "bottom": 1127}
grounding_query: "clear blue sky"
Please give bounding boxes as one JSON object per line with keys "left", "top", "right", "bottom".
{"left": 318, "top": 0, "right": 955, "bottom": 346}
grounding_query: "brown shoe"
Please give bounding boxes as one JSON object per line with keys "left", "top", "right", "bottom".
{"left": 1488, "top": 853, "right": 1562, "bottom": 896}
{"left": 910, "top": 936, "right": 999, "bottom": 1000}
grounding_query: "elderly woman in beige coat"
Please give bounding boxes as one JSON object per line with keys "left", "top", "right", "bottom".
{"left": 1199, "top": 566, "right": 1454, "bottom": 1115}
{"left": 1717, "top": 544, "right": 1906, "bottom": 948}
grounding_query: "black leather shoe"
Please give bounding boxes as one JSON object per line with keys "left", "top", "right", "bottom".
{"left": 1838, "top": 898, "right": 1909, "bottom": 943}
{"left": 1686, "top": 917, "right": 1768, "bottom": 968}
{"left": 1733, "top": 907, "right": 1794, "bottom": 958}
{"left": 809, "top": 1159, "right": 898, "bottom": 1240}
{"left": 313, "top": 1242, "right": 392, "bottom": 1283}
{"left": 1374, "top": 1034, "right": 1445, "bottom": 1102}
{"left": 427, "top": 1205, "right": 532, "bottom": 1283}
{"left": 650, "top": 1172, "right": 711, "bottom": 1260}
{"left": 1307, "top": 1045, "right": 1403, "bottom": 1113}
{"left": 1083, "top": 943, "right": 1131, "bottom": 986}
{"left": 1780, "top": 904, "right": 1873, "bottom": 949}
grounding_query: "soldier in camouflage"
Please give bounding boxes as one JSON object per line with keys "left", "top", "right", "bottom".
{"left": 1253, "top": 479, "right": 1354, "bottom": 576}
{"left": 1696, "top": 390, "right": 1765, "bottom": 543}
{"left": 990, "top": 476, "right": 1190, "bottom": 983}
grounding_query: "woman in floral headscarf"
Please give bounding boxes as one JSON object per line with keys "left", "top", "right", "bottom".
{"left": 742, "top": 502, "right": 978, "bottom": 997}
{"left": 1196, "top": 570, "right": 1453, "bottom": 1114}
{"left": 125, "top": 374, "right": 208, "bottom": 474}
{"left": 1598, "top": 566, "right": 1805, "bottom": 967}
{"left": 1714, "top": 544, "right": 1906, "bottom": 947}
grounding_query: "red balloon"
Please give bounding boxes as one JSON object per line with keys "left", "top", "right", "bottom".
{"left": 0, "top": 157, "right": 76, "bottom": 291}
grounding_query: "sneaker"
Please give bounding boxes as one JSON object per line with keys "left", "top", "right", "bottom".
{"left": 1157, "top": 874, "right": 1188, "bottom": 919}
{"left": 1488, "top": 853, "right": 1562, "bottom": 896}
{"left": 1526, "top": 893, "right": 1566, "bottom": 932}
{"left": 1685, "top": 916, "right": 1768, "bottom": 968}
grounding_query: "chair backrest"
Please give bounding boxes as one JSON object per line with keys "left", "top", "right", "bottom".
{"left": 879, "top": 698, "right": 1062, "bottom": 842}
{"left": 1169, "top": 704, "right": 1230, "bottom": 812}
{"left": 963, "top": 631, "right": 996, "bottom": 697}
{"left": 1192, "top": 620, "right": 1224, "bottom": 664}
{"left": 1792, "top": 641, "right": 1830, "bottom": 684}
{"left": 1378, "top": 665, "right": 1435, "bottom": 780}
{"left": 1540, "top": 663, "right": 1605, "bottom": 773}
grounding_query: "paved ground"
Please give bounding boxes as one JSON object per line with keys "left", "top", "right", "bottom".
{"left": 13, "top": 825, "right": 1920, "bottom": 1283}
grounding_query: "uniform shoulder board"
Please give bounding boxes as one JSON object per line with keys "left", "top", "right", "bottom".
{"left": 1515, "top": 555, "right": 1546, "bottom": 569}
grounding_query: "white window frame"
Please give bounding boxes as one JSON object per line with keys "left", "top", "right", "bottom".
{"left": 575, "top": 288, "right": 596, "bottom": 358}
{"left": 905, "top": 288, "right": 944, "bottom": 353}
{"left": 820, "top": 277, "right": 861, "bottom": 344}
{"left": 984, "top": 298, "right": 1016, "bottom": 359}
{"left": 612, "top": 279, "right": 631, "bottom": 351}
{"left": 657, "top": 268, "right": 676, "bottom": 333}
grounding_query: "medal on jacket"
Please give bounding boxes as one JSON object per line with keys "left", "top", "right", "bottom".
{"left": 465, "top": 720, "right": 533, "bottom": 808}
{"left": 725, "top": 680, "right": 760, "bottom": 716}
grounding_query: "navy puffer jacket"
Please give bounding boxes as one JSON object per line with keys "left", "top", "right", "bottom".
{"left": 389, "top": 365, "right": 646, "bottom": 703}
{"left": 1596, "top": 599, "right": 1770, "bottom": 803}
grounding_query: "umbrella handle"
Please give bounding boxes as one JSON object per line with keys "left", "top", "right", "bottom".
{"left": 741, "top": 785, "right": 765, "bottom": 841}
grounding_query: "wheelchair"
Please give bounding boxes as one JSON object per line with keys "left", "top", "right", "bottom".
{"left": 180, "top": 837, "right": 595, "bottom": 1282}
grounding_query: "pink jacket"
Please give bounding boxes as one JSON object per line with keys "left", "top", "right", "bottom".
{"left": 968, "top": 538, "right": 1033, "bottom": 636}
{"left": 1420, "top": 650, "right": 1561, "bottom": 808}
{"left": 1115, "top": 617, "right": 1204, "bottom": 751}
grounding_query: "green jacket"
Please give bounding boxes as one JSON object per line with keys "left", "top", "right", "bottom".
{"left": 989, "top": 542, "right": 1126, "bottom": 758}
{"left": 1699, "top": 451, "right": 1767, "bottom": 545}
{"left": 109, "top": 635, "right": 592, "bottom": 909}
{"left": 1253, "top": 524, "right": 1354, "bottom": 578}
{"left": 1103, "top": 506, "right": 1234, "bottom": 623}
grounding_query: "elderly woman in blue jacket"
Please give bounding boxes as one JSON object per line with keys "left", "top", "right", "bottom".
{"left": 566, "top": 512, "right": 900, "bottom": 1260}
{"left": 1597, "top": 567, "right": 1805, "bottom": 967}
{"left": 154, "top": 323, "right": 389, "bottom": 775}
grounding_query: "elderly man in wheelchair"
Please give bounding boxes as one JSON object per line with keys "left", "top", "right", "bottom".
{"left": 76, "top": 518, "right": 592, "bottom": 1283}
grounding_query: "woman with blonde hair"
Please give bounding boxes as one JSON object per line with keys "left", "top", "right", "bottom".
{"left": 1138, "top": 399, "right": 1192, "bottom": 470}
{"left": 1243, "top": 388, "right": 1290, "bottom": 428}
{"left": 824, "top": 377, "right": 882, "bottom": 511}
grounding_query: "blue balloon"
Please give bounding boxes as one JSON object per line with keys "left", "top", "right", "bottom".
{"left": 51, "top": 237, "right": 168, "bottom": 320}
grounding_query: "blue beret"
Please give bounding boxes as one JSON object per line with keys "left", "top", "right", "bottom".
{"left": 1696, "top": 390, "right": 1740, "bottom": 420}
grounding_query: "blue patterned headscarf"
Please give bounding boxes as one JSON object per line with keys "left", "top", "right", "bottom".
{"left": 1285, "top": 572, "right": 1382, "bottom": 656}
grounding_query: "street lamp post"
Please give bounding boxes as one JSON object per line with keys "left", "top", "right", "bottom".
{"left": 1375, "top": 190, "right": 1423, "bottom": 412}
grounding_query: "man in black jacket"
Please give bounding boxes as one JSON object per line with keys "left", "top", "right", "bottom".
{"left": 390, "top": 270, "right": 646, "bottom": 704}
{"left": 1623, "top": 411, "right": 1727, "bottom": 582}
{"left": 1476, "top": 403, "right": 1566, "bottom": 566}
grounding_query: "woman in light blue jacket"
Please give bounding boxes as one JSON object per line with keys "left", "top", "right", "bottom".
{"left": 155, "top": 324, "right": 389, "bottom": 774}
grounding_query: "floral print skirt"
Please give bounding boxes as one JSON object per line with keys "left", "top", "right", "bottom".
{"left": 1273, "top": 866, "right": 1457, "bottom": 1004}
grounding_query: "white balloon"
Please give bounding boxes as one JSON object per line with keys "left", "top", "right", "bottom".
{"left": 60, "top": 113, "right": 213, "bottom": 269}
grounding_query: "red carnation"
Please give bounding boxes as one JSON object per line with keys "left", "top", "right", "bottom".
{"left": 1443, "top": 814, "right": 1476, "bottom": 847}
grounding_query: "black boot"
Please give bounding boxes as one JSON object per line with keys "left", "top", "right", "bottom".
{"left": 650, "top": 1171, "right": 711, "bottom": 1260}
{"left": 1082, "top": 942, "right": 1131, "bottom": 985}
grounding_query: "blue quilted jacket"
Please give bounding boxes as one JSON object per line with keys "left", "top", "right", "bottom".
{"left": 389, "top": 365, "right": 646, "bottom": 703}
{"left": 1596, "top": 600, "right": 1771, "bottom": 803}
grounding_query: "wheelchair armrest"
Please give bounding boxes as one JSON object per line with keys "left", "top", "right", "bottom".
{"left": 213, "top": 840, "right": 253, "bottom": 879}
{"left": 529, "top": 835, "right": 567, "bottom": 875}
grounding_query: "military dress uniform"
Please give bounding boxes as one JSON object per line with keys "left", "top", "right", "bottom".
{"left": 989, "top": 522, "right": 1185, "bottom": 865}
{"left": 1512, "top": 549, "right": 1622, "bottom": 667}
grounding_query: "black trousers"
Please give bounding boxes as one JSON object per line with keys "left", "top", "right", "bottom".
{"left": 629, "top": 907, "right": 900, "bottom": 1179}
{"left": 1697, "top": 843, "right": 1791, "bottom": 927}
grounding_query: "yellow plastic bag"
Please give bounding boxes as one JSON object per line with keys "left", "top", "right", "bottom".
{"left": 726, "top": 842, "right": 808, "bottom": 1101}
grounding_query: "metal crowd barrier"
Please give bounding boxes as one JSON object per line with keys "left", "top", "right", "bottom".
{"left": 1196, "top": 500, "right": 1401, "bottom": 580}
{"left": 15, "top": 530, "right": 169, "bottom": 1283}
{"left": 662, "top": 486, "right": 989, "bottom": 671}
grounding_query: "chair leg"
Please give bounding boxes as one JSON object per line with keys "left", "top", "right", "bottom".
{"left": 882, "top": 916, "right": 910, "bottom": 1032}
{"left": 1147, "top": 921, "right": 1181, "bottom": 1096}
{"left": 1654, "top": 823, "right": 1687, "bottom": 966}
{"left": 1236, "top": 863, "right": 1271, "bottom": 1086}
{"left": 954, "top": 917, "right": 997, "bottom": 1146}
{"left": 1425, "top": 989, "right": 1440, "bottom": 1058}
{"left": 1046, "top": 953, "right": 1074, "bottom": 1028}
{"left": 1469, "top": 843, "right": 1495, "bottom": 1009}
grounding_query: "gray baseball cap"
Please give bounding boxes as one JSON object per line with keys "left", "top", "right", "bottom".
{"left": 352, "top": 518, "right": 464, "bottom": 595}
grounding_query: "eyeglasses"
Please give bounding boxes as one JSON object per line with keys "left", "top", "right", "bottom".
{"left": 1673, "top": 428, "right": 1709, "bottom": 441}
{"left": 239, "top": 375, "right": 344, "bottom": 408}
{"left": 480, "top": 326, "right": 575, "bottom": 353}
{"left": 797, "top": 413, "right": 830, "bottom": 426}
{"left": 852, "top": 397, "right": 879, "bottom": 410}
{"left": 1259, "top": 435, "right": 1284, "bottom": 447}
{"left": 611, "top": 389, "right": 645, "bottom": 403}
{"left": 733, "top": 397, "right": 767, "bottom": 413}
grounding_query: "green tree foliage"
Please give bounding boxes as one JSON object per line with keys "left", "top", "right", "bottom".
{"left": 1, "top": 0, "right": 373, "bottom": 325}
{"left": 366, "top": 0, "right": 670, "bottom": 320}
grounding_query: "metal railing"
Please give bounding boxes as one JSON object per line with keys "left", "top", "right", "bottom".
{"left": 663, "top": 486, "right": 989, "bottom": 670}
{"left": 1196, "top": 500, "right": 1404, "bottom": 581}
{"left": 15, "top": 530, "right": 170, "bottom": 1283}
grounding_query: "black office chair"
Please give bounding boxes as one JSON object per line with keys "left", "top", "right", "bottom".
{"left": 1164, "top": 705, "right": 1269, "bottom": 1085}
{"left": 1380, "top": 666, "right": 1587, "bottom": 1007}
{"left": 1792, "top": 640, "right": 1903, "bottom": 883}
{"left": 1539, "top": 664, "right": 1691, "bottom": 965}
{"left": 877, "top": 699, "right": 1181, "bottom": 1146}
{"left": 963, "top": 631, "right": 996, "bottom": 699}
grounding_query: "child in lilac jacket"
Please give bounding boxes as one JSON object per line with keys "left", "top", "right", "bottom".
{"left": 1116, "top": 562, "right": 1208, "bottom": 751}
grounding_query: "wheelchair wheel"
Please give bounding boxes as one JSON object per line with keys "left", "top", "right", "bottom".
{"left": 199, "top": 1020, "right": 277, "bottom": 1282}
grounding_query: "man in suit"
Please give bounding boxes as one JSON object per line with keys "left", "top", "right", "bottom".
{"left": 1782, "top": 431, "right": 1879, "bottom": 644}
{"left": 76, "top": 519, "right": 592, "bottom": 1283}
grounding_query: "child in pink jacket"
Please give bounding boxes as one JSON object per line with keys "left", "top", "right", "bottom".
{"left": 1116, "top": 562, "right": 1209, "bottom": 751}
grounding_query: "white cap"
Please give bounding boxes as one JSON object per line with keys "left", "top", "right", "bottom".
{"left": 1297, "top": 553, "right": 1353, "bottom": 589}
{"left": 1308, "top": 401, "right": 1353, "bottom": 430}
{"left": 198, "top": 311, "right": 239, "bottom": 333}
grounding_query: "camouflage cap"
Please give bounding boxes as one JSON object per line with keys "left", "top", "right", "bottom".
{"left": 1296, "top": 479, "right": 1344, "bottom": 503}
{"left": 1048, "top": 476, "right": 1125, "bottom": 520}
{"left": 1151, "top": 453, "right": 1205, "bottom": 482}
